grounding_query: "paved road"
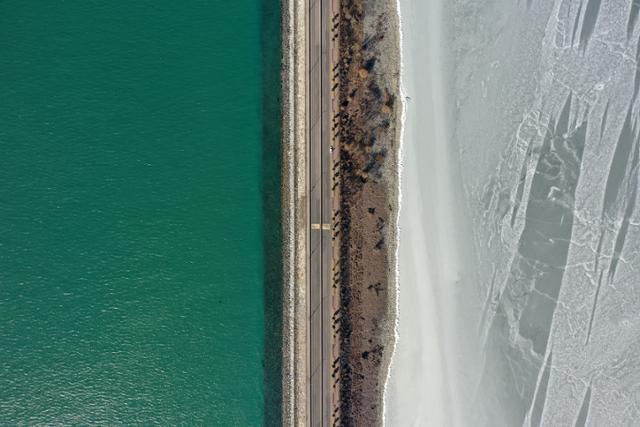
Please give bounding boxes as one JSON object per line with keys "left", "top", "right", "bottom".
{"left": 307, "top": 0, "right": 336, "bottom": 425}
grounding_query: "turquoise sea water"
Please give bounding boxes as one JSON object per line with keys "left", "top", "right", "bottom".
{"left": 0, "top": 1, "right": 281, "bottom": 424}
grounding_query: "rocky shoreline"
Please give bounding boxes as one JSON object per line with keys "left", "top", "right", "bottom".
{"left": 281, "top": 0, "right": 307, "bottom": 425}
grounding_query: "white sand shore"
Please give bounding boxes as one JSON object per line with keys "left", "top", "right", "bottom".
{"left": 385, "top": 0, "right": 479, "bottom": 425}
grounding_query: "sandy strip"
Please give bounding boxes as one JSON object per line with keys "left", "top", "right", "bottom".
{"left": 384, "top": 0, "right": 476, "bottom": 425}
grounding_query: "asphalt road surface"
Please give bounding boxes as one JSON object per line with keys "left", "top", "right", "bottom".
{"left": 307, "top": 0, "right": 336, "bottom": 425}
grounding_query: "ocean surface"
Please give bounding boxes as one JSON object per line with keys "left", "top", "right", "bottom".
{"left": 0, "top": 1, "right": 281, "bottom": 424}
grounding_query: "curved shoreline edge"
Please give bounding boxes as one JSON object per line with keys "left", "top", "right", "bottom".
{"left": 281, "top": 0, "right": 306, "bottom": 425}
{"left": 381, "top": 0, "right": 405, "bottom": 423}
{"left": 384, "top": 0, "right": 478, "bottom": 424}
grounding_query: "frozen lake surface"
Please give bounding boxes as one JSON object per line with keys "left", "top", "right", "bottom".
{"left": 388, "top": 0, "right": 640, "bottom": 425}
{"left": 454, "top": 0, "right": 640, "bottom": 425}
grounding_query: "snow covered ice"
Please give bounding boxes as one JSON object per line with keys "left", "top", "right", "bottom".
{"left": 449, "top": 0, "right": 640, "bottom": 425}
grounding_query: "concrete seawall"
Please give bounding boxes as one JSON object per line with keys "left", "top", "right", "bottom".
{"left": 281, "top": 0, "right": 307, "bottom": 425}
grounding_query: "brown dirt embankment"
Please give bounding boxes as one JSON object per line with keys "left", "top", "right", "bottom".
{"left": 333, "top": 0, "right": 401, "bottom": 425}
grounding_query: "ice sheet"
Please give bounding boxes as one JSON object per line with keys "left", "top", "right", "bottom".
{"left": 388, "top": 0, "right": 640, "bottom": 425}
